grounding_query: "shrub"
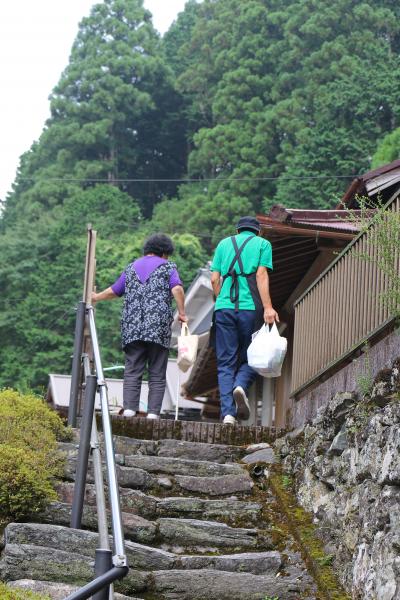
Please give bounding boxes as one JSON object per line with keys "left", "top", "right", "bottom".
{"left": 0, "top": 582, "right": 50, "bottom": 599}
{"left": 0, "top": 389, "right": 69, "bottom": 524}
{"left": 0, "top": 446, "right": 57, "bottom": 522}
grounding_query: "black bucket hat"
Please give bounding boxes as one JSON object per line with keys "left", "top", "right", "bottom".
{"left": 236, "top": 216, "right": 261, "bottom": 233}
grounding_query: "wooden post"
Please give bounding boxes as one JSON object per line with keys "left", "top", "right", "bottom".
{"left": 78, "top": 226, "right": 97, "bottom": 416}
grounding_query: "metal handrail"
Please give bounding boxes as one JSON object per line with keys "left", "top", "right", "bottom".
{"left": 87, "top": 306, "right": 126, "bottom": 562}
{"left": 65, "top": 306, "right": 128, "bottom": 600}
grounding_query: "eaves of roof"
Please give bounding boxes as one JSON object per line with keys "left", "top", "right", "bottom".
{"left": 339, "top": 159, "right": 400, "bottom": 208}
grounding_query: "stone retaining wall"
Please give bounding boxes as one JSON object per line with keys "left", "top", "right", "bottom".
{"left": 276, "top": 355, "right": 400, "bottom": 599}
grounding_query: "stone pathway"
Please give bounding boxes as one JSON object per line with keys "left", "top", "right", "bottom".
{"left": 0, "top": 432, "right": 319, "bottom": 599}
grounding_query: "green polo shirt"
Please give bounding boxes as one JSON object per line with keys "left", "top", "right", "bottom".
{"left": 211, "top": 231, "right": 273, "bottom": 310}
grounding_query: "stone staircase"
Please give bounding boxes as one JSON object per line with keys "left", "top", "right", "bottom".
{"left": 0, "top": 427, "right": 320, "bottom": 599}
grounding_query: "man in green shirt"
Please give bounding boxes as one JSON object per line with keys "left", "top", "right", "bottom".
{"left": 210, "top": 216, "right": 279, "bottom": 425}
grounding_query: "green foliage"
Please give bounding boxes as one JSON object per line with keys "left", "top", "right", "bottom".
{"left": 346, "top": 196, "right": 400, "bottom": 318}
{"left": 0, "top": 583, "right": 50, "bottom": 600}
{"left": 0, "top": 390, "right": 68, "bottom": 524}
{"left": 171, "top": 0, "right": 400, "bottom": 214}
{"left": 316, "top": 554, "right": 335, "bottom": 567}
{"left": 2, "top": 0, "right": 400, "bottom": 390}
{"left": 281, "top": 474, "right": 293, "bottom": 489}
{"left": 355, "top": 345, "right": 374, "bottom": 398}
{"left": 372, "top": 127, "right": 400, "bottom": 168}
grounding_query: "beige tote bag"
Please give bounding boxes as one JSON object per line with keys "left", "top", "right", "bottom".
{"left": 177, "top": 323, "right": 199, "bottom": 372}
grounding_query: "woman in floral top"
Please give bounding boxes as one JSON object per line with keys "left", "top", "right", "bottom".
{"left": 92, "top": 234, "right": 187, "bottom": 419}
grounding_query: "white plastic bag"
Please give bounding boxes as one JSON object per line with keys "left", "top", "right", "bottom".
{"left": 247, "top": 322, "right": 287, "bottom": 378}
{"left": 177, "top": 323, "right": 199, "bottom": 372}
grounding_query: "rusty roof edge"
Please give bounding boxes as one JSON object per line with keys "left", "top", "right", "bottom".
{"left": 337, "top": 159, "right": 400, "bottom": 208}
{"left": 257, "top": 217, "right": 358, "bottom": 239}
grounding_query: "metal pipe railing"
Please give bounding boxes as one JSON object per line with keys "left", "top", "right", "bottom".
{"left": 64, "top": 566, "right": 128, "bottom": 600}
{"left": 87, "top": 306, "right": 126, "bottom": 564}
{"left": 70, "top": 374, "right": 97, "bottom": 529}
{"left": 65, "top": 306, "right": 128, "bottom": 600}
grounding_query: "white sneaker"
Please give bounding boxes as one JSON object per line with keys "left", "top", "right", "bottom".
{"left": 233, "top": 386, "right": 250, "bottom": 420}
{"left": 120, "top": 409, "right": 136, "bottom": 418}
{"left": 147, "top": 413, "right": 160, "bottom": 420}
{"left": 223, "top": 415, "right": 237, "bottom": 425}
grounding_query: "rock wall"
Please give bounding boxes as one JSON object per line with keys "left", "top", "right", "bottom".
{"left": 275, "top": 357, "right": 400, "bottom": 600}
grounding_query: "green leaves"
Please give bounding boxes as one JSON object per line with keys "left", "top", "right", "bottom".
{"left": 2, "top": 0, "right": 400, "bottom": 390}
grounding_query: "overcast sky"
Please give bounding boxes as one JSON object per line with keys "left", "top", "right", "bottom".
{"left": 0, "top": 0, "right": 187, "bottom": 202}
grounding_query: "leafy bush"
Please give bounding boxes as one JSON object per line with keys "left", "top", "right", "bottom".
{"left": 0, "top": 582, "right": 50, "bottom": 600}
{"left": 0, "top": 389, "right": 69, "bottom": 524}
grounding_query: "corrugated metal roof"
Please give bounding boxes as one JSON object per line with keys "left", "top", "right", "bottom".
{"left": 261, "top": 205, "right": 360, "bottom": 234}
{"left": 339, "top": 159, "right": 400, "bottom": 208}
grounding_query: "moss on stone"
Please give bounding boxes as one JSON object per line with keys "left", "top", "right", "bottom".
{"left": 267, "top": 469, "right": 351, "bottom": 600}
{"left": 0, "top": 583, "right": 51, "bottom": 600}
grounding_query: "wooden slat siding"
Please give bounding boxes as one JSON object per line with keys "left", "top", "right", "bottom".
{"left": 364, "top": 241, "right": 376, "bottom": 332}
{"left": 341, "top": 259, "right": 349, "bottom": 355}
{"left": 333, "top": 265, "right": 341, "bottom": 359}
{"left": 326, "top": 275, "right": 333, "bottom": 361}
{"left": 291, "top": 195, "right": 400, "bottom": 394}
{"left": 362, "top": 243, "right": 368, "bottom": 333}
{"left": 350, "top": 256, "right": 361, "bottom": 356}
{"left": 321, "top": 276, "right": 328, "bottom": 368}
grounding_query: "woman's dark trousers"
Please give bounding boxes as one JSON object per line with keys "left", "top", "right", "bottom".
{"left": 123, "top": 341, "right": 169, "bottom": 414}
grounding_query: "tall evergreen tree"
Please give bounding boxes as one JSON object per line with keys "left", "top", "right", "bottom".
{"left": 165, "top": 0, "right": 400, "bottom": 223}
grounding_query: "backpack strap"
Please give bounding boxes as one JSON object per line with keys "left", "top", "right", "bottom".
{"left": 222, "top": 235, "right": 255, "bottom": 310}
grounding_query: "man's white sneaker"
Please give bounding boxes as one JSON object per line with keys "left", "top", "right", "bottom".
{"left": 147, "top": 413, "right": 160, "bottom": 420}
{"left": 223, "top": 415, "right": 237, "bottom": 425}
{"left": 120, "top": 409, "right": 136, "bottom": 418}
{"left": 233, "top": 386, "right": 250, "bottom": 420}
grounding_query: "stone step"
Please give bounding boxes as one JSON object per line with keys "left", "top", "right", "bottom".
{"left": 62, "top": 453, "right": 157, "bottom": 490}
{"left": 175, "top": 473, "right": 253, "bottom": 496}
{"left": 4, "top": 523, "right": 281, "bottom": 575}
{"left": 157, "top": 439, "right": 244, "bottom": 463}
{"left": 156, "top": 496, "right": 261, "bottom": 523}
{"left": 4, "top": 523, "right": 174, "bottom": 571}
{"left": 34, "top": 505, "right": 268, "bottom": 551}
{"left": 145, "top": 569, "right": 304, "bottom": 600}
{"left": 56, "top": 482, "right": 262, "bottom": 524}
{"left": 71, "top": 433, "right": 245, "bottom": 464}
{"left": 62, "top": 454, "right": 254, "bottom": 497}
{"left": 61, "top": 442, "right": 244, "bottom": 478}
{"left": 123, "top": 454, "right": 244, "bottom": 477}
{"left": 56, "top": 482, "right": 158, "bottom": 519}
{"left": 0, "top": 545, "right": 304, "bottom": 600}
{"left": 8, "top": 580, "right": 137, "bottom": 600}
{"left": 157, "top": 518, "right": 271, "bottom": 552}
{"left": 111, "top": 436, "right": 244, "bottom": 463}
{"left": 37, "top": 502, "right": 157, "bottom": 544}
{"left": 0, "top": 543, "right": 148, "bottom": 596}
{"left": 176, "top": 551, "right": 282, "bottom": 575}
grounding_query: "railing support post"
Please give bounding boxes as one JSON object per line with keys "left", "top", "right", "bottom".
{"left": 68, "top": 301, "right": 87, "bottom": 427}
{"left": 70, "top": 374, "right": 97, "bottom": 529}
{"left": 93, "top": 549, "right": 113, "bottom": 600}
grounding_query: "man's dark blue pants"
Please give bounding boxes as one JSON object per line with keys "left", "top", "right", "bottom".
{"left": 215, "top": 309, "right": 258, "bottom": 418}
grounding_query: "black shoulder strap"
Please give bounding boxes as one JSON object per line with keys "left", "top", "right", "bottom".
{"left": 224, "top": 235, "right": 254, "bottom": 310}
{"left": 226, "top": 235, "right": 253, "bottom": 276}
